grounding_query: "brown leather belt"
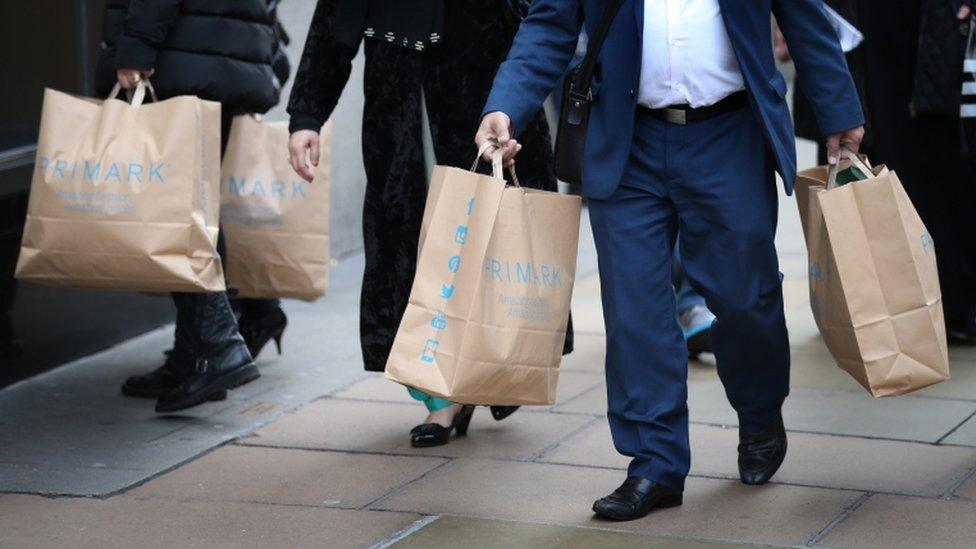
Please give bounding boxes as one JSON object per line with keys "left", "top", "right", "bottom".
{"left": 638, "top": 90, "right": 749, "bottom": 125}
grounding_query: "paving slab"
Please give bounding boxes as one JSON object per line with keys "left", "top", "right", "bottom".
{"left": 954, "top": 472, "right": 976, "bottom": 500}
{"left": 393, "top": 516, "right": 743, "bottom": 549}
{"left": 569, "top": 276, "right": 605, "bottom": 336}
{"left": 557, "top": 332, "right": 606, "bottom": 374}
{"left": 374, "top": 458, "right": 859, "bottom": 546}
{"left": 942, "top": 412, "right": 976, "bottom": 446}
{"left": 131, "top": 444, "right": 445, "bottom": 509}
{"left": 240, "top": 399, "right": 595, "bottom": 460}
{"left": 0, "top": 493, "right": 420, "bottom": 549}
{"left": 818, "top": 494, "right": 976, "bottom": 549}
{"left": 0, "top": 256, "right": 372, "bottom": 496}
{"left": 333, "top": 371, "right": 605, "bottom": 411}
{"left": 539, "top": 421, "right": 976, "bottom": 496}
{"left": 554, "top": 370, "right": 976, "bottom": 443}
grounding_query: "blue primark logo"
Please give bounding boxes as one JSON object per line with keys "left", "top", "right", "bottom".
{"left": 484, "top": 257, "right": 564, "bottom": 288}
{"left": 38, "top": 156, "right": 167, "bottom": 184}
{"left": 222, "top": 176, "right": 309, "bottom": 199}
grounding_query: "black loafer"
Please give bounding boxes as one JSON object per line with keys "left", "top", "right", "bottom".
{"left": 592, "top": 477, "right": 683, "bottom": 521}
{"left": 410, "top": 405, "right": 475, "bottom": 448}
{"left": 738, "top": 414, "right": 788, "bottom": 485}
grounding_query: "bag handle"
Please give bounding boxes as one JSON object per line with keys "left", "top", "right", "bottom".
{"left": 826, "top": 147, "right": 873, "bottom": 189}
{"left": 568, "top": 0, "right": 627, "bottom": 101}
{"left": 107, "top": 79, "right": 158, "bottom": 107}
{"left": 470, "top": 140, "right": 522, "bottom": 187}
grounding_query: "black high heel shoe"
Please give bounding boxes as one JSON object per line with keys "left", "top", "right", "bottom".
{"left": 239, "top": 306, "right": 287, "bottom": 359}
{"left": 490, "top": 406, "right": 520, "bottom": 421}
{"left": 410, "top": 405, "right": 475, "bottom": 448}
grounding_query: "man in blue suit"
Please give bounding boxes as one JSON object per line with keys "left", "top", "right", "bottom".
{"left": 476, "top": 0, "right": 864, "bottom": 520}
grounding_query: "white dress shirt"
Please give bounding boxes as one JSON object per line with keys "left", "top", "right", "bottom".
{"left": 638, "top": 0, "right": 746, "bottom": 109}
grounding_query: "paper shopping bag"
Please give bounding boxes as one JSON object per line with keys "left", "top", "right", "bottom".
{"left": 15, "top": 83, "right": 224, "bottom": 292}
{"left": 220, "top": 116, "right": 330, "bottom": 300}
{"left": 386, "top": 152, "right": 582, "bottom": 405}
{"left": 795, "top": 154, "right": 949, "bottom": 396}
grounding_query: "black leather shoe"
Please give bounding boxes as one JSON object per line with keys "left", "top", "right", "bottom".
{"left": 592, "top": 477, "right": 683, "bottom": 521}
{"left": 155, "top": 293, "right": 259, "bottom": 413}
{"left": 239, "top": 303, "right": 287, "bottom": 358}
{"left": 738, "top": 414, "right": 788, "bottom": 485}
{"left": 489, "top": 406, "right": 519, "bottom": 421}
{"left": 410, "top": 405, "right": 475, "bottom": 447}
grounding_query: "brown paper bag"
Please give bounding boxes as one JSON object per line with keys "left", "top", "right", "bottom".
{"left": 15, "top": 83, "right": 224, "bottom": 292}
{"left": 386, "top": 151, "right": 582, "bottom": 405}
{"left": 220, "top": 116, "right": 330, "bottom": 300}
{"left": 795, "top": 154, "right": 949, "bottom": 396}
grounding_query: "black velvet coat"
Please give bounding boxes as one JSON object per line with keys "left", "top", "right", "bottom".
{"left": 288, "top": 0, "right": 572, "bottom": 372}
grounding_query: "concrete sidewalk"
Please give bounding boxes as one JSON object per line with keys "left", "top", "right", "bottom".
{"left": 2, "top": 140, "right": 976, "bottom": 548}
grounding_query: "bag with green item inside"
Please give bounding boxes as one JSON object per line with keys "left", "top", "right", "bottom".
{"left": 794, "top": 152, "right": 949, "bottom": 397}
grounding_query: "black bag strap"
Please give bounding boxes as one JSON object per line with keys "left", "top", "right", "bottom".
{"left": 570, "top": 0, "right": 627, "bottom": 99}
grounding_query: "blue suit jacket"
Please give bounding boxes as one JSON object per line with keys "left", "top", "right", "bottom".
{"left": 483, "top": 0, "right": 865, "bottom": 198}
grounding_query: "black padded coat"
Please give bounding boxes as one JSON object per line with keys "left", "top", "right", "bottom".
{"left": 95, "top": 0, "right": 280, "bottom": 113}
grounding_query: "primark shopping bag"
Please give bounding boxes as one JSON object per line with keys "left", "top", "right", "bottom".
{"left": 15, "top": 82, "right": 224, "bottom": 292}
{"left": 220, "top": 116, "right": 330, "bottom": 300}
{"left": 795, "top": 153, "right": 949, "bottom": 396}
{"left": 386, "top": 151, "right": 582, "bottom": 405}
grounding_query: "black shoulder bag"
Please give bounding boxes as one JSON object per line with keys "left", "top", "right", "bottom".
{"left": 554, "top": 0, "right": 626, "bottom": 187}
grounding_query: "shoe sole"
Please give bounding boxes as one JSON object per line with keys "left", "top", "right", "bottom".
{"left": 122, "top": 385, "right": 228, "bottom": 401}
{"left": 155, "top": 364, "right": 259, "bottom": 413}
{"left": 592, "top": 494, "right": 683, "bottom": 521}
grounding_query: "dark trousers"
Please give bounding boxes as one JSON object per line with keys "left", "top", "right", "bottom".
{"left": 588, "top": 108, "right": 791, "bottom": 490}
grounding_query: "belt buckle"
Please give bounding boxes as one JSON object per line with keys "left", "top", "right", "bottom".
{"left": 664, "top": 108, "right": 687, "bottom": 125}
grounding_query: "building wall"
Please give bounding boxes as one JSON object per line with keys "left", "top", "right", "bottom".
{"left": 266, "top": 1, "right": 367, "bottom": 260}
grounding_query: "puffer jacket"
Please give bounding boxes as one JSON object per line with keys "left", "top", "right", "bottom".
{"left": 913, "top": 0, "right": 974, "bottom": 115}
{"left": 95, "top": 0, "right": 280, "bottom": 113}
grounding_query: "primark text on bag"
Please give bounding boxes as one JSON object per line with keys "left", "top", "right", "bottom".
{"left": 385, "top": 150, "right": 581, "bottom": 405}
{"left": 15, "top": 81, "right": 224, "bottom": 292}
{"left": 220, "top": 116, "right": 330, "bottom": 300}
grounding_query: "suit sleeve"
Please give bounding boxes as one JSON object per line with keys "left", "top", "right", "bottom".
{"left": 482, "top": 0, "right": 584, "bottom": 135}
{"left": 286, "top": 0, "right": 359, "bottom": 133}
{"left": 115, "top": 0, "right": 182, "bottom": 69}
{"left": 772, "top": 0, "right": 864, "bottom": 136}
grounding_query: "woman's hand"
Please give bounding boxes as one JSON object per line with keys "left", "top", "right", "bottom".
{"left": 116, "top": 68, "right": 154, "bottom": 89}
{"left": 475, "top": 111, "right": 521, "bottom": 167}
{"left": 959, "top": 2, "right": 972, "bottom": 20}
{"left": 289, "top": 130, "right": 320, "bottom": 182}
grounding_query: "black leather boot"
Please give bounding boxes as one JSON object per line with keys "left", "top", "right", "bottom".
{"left": 238, "top": 300, "right": 287, "bottom": 358}
{"left": 155, "top": 292, "right": 259, "bottom": 413}
{"left": 122, "top": 294, "right": 197, "bottom": 399}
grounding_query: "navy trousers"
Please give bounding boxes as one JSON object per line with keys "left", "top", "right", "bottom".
{"left": 588, "top": 107, "right": 791, "bottom": 491}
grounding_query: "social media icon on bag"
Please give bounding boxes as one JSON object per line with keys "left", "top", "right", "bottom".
{"left": 431, "top": 310, "right": 447, "bottom": 330}
{"left": 454, "top": 225, "right": 468, "bottom": 245}
{"left": 441, "top": 284, "right": 454, "bottom": 299}
{"left": 421, "top": 338, "right": 439, "bottom": 363}
{"left": 448, "top": 255, "right": 461, "bottom": 273}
